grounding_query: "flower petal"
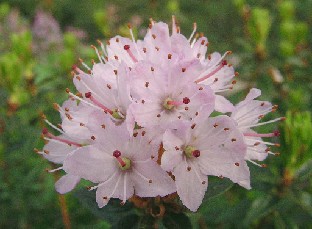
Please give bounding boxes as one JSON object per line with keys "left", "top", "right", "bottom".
{"left": 55, "top": 174, "right": 80, "bottom": 194}
{"left": 131, "top": 160, "right": 176, "bottom": 197}
{"left": 96, "top": 172, "right": 134, "bottom": 208}
{"left": 215, "top": 95, "right": 234, "bottom": 113}
{"left": 174, "top": 160, "right": 208, "bottom": 212}
{"left": 63, "top": 145, "right": 117, "bottom": 183}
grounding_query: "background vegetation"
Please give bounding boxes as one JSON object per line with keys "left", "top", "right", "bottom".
{"left": 0, "top": 0, "right": 311, "bottom": 228}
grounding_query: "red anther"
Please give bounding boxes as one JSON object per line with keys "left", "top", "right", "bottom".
{"left": 183, "top": 97, "right": 190, "bottom": 104}
{"left": 124, "top": 45, "right": 130, "bottom": 50}
{"left": 71, "top": 65, "right": 77, "bottom": 70}
{"left": 235, "top": 162, "right": 240, "bottom": 166}
{"left": 85, "top": 92, "right": 92, "bottom": 98}
{"left": 42, "top": 128, "right": 49, "bottom": 135}
{"left": 273, "top": 130, "right": 280, "bottom": 136}
{"left": 113, "top": 150, "right": 121, "bottom": 158}
{"left": 192, "top": 150, "right": 201, "bottom": 158}
{"left": 221, "top": 60, "right": 227, "bottom": 66}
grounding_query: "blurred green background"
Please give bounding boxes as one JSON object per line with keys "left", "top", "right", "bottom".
{"left": 0, "top": 0, "right": 311, "bottom": 228}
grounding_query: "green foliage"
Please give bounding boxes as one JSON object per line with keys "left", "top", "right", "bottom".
{"left": 248, "top": 7, "right": 272, "bottom": 58}
{"left": 281, "top": 112, "right": 312, "bottom": 174}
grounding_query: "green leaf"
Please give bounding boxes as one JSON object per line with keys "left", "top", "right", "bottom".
{"left": 111, "top": 214, "right": 139, "bottom": 229}
{"left": 294, "top": 160, "right": 312, "bottom": 183}
{"left": 243, "top": 195, "right": 273, "bottom": 226}
{"left": 74, "top": 188, "right": 136, "bottom": 224}
{"left": 163, "top": 212, "right": 192, "bottom": 229}
{"left": 202, "top": 177, "right": 233, "bottom": 202}
{"left": 137, "top": 215, "right": 156, "bottom": 229}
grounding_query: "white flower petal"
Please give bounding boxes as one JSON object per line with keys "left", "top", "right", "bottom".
{"left": 55, "top": 174, "right": 80, "bottom": 194}
{"left": 131, "top": 160, "right": 176, "bottom": 197}
{"left": 63, "top": 145, "right": 117, "bottom": 183}
{"left": 174, "top": 160, "right": 208, "bottom": 212}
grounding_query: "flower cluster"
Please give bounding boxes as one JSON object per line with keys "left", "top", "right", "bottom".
{"left": 37, "top": 17, "right": 283, "bottom": 212}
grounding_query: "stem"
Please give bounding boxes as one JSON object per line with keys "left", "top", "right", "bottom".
{"left": 52, "top": 167, "right": 71, "bottom": 229}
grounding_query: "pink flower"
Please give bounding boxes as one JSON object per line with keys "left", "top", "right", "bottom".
{"left": 71, "top": 60, "right": 134, "bottom": 132}
{"left": 37, "top": 17, "right": 281, "bottom": 212}
{"left": 161, "top": 115, "right": 250, "bottom": 211}
{"left": 129, "top": 60, "right": 215, "bottom": 134}
{"left": 231, "top": 88, "right": 284, "bottom": 164}
{"left": 38, "top": 99, "right": 106, "bottom": 194}
{"left": 142, "top": 19, "right": 236, "bottom": 113}
{"left": 63, "top": 117, "right": 176, "bottom": 207}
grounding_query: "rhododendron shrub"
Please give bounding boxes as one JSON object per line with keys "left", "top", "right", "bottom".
{"left": 38, "top": 16, "right": 283, "bottom": 218}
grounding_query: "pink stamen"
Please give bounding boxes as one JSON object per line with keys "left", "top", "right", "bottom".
{"left": 244, "top": 130, "right": 280, "bottom": 138}
{"left": 72, "top": 65, "right": 86, "bottom": 75}
{"left": 42, "top": 128, "right": 82, "bottom": 147}
{"left": 195, "top": 61, "right": 227, "bottom": 83}
{"left": 113, "top": 150, "right": 126, "bottom": 167}
{"left": 85, "top": 92, "right": 113, "bottom": 115}
{"left": 124, "top": 45, "right": 138, "bottom": 63}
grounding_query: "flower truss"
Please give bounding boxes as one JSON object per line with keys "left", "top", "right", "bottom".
{"left": 36, "top": 16, "right": 284, "bottom": 212}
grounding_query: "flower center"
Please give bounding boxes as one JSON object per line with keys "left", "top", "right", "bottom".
{"left": 113, "top": 150, "right": 131, "bottom": 170}
{"left": 163, "top": 97, "right": 190, "bottom": 110}
{"left": 184, "top": 145, "right": 201, "bottom": 158}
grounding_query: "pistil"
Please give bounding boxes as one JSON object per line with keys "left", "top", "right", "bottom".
{"left": 184, "top": 145, "right": 201, "bottom": 158}
{"left": 163, "top": 97, "right": 190, "bottom": 110}
{"left": 113, "top": 150, "right": 131, "bottom": 170}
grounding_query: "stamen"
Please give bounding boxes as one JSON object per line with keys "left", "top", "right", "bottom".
{"left": 42, "top": 128, "right": 82, "bottom": 147}
{"left": 88, "top": 171, "right": 118, "bottom": 191}
{"left": 47, "top": 167, "right": 63, "bottom": 173}
{"left": 235, "top": 103, "right": 274, "bottom": 123}
{"left": 79, "top": 58, "right": 91, "bottom": 72}
{"left": 127, "top": 24, "right": 143, "bottom": 60}
{"left": 172, "top": 15, "right": 177, "bottom": 35}
{"left": 124, "top": 45, "right": 138, "bottom": 63}
{"left": 188, "top": 22, "right": 197, "bottom": 42}
{"left": 97, "top": 39, "right": 108, "bottom": 57}
{"left": 123, "top": 173, "right": 128, "bottom": 204}
{"left": 106, "top": 174, "right": 122, "bottom": 201}
{"left": 214, "top": 87, "right": 233, "bottom": 93}
{"left": 189, "top": 161, "right": 206, "bottom": 184}
{"left": 66, "top": 91, "right": 103, "bottom": 112}
{"left": 240, "top": 117, "right": 286, "bottom": 129}
{"left": 91, "top": 45, "right": 103, "bottom": 64}
{"left": 85, "top": 92, "right": 113, "bottom": 114}
{"left": 72, "top": 65, "right": 86, "bottom": 75}
{"left": 195, "top": 60, "right": 228, "bottom": 83}
{"left": 248, "top": 160, "right": 267, "bottom": 168}
{"left": 244, "top": 130, "right": 280, "bottom": 138}
{"left": 133, "top": 167, "right": 152, "bottom": 183}
{"left": 42, "top": 115, "right": 65, "bottom": 134}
